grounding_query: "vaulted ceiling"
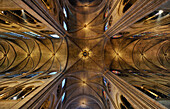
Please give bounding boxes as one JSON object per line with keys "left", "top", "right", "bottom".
{"left": 0, "top": 0, "right": 169, "bottom": 109}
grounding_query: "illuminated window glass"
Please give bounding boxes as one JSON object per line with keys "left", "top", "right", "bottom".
{"left": 104, "top": 22, "right": 108, "bottom": 31}
{"left": 12, "top": 95, "right": 18, "bottom": 100}
{"left": 37, "top": 36, "right": 45, "bottom": 39}
{"left": 4, "top": 32, "right": 24, "bottom": 37}
{"left": 63, "top": 7, "right": 67, "bottom": 18}
{"left": 2, "top": 32, "right": 30, "bottom": 39}
{"left": 23, "top": 32, "right": 41, "bottom": 37}
{"left": 48, "top": 72, "right": 57, "bottom": 75}
{"left": 22, "top": 36, "right": 30, "bottom": 39}
{"left": 103, "top": 78, "right": 107, "bottom": 86}
{"left": 62, "top": 92, "right": 65, "bottom": 102}
{"left": 112, "top": 70, "right": 121, "bottom": 74}
{"left": 102, "top": 89, "right": 107, "bottom": 99}
{"left": 63, "top": 21, "right": 67, "bottom": 31}
{"left": 112, "top": 35, "right": 122, "bottom": 38}
{"left": 62, "top": 79, "right": 66, "bottom": 88}
{"left": 3, "top": 74, "right": 21, "bottom": 78}
{"left": 50, "top": 34, "right": 60, "bottom": 38}
{"left": 104, "top": 8, "right": 109, "bottom": 18}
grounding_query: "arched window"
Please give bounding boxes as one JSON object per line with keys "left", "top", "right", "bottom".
{"left": 104, "top": 22, "right": 108, "bottom": 31}
{"left": 50, "top": 34, "right": 60, "bottom": 38}
{"left": 120, "top": 103, "right": 126, "bottom": 109}
{"left": 63, "top": 21, "right": 67, "bottom": 31}
{"left": 63, "top": 7, "right": 67, "bottom": 18}
{"left": 112, "top": 70, "right": 121, "bottom": 74}
{"left": 123, "top": 0, "right": 137, "bottom": 13}
{"left": 134, "top": 86, "right": 168, "bottom": 99}
{"left": 111, "top": 70, "right": 128, "bottom": 77}
{"left": 112, "top": 34, "right": 122, "bottom": 38}
{"left": 120, "top": 95, "right": 134, "bottom": 109}
{"left": 62, "top": 92, "right": 65, "bottom": 102}
{"left": 3, "top": 74, "right": 21, "bottom": 78}
{"left": 104, "top": 8, "right": 109, "bottom": 18}
{"left": 62, "top": 79, "right": 66, "bottom": 88}
{"left": 1, "top": 87, "right": 23, "bottom": 100}
{"left": 136, "top": 10, "right": 168, "bottom": 23}
{"left": 102, "top": 89, "right": 107, "bottom": 100}
{"left": 4, "top": 32, "right": 24, "bottom": 37}
{"left": 103, "top": 77, "right": 107, "bottom": 86}
{"left": 48, "top": 72, "right": 57, "bottom": 75}
{"left": 11, "top": 86, "right": 34, "bottom": 100}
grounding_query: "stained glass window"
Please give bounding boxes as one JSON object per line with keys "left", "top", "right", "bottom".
{"left": 103, "top": 78, "right": 107, "bottom": 86}
{"left": 62, "top": 92, "right": 65, "bottom": 102}
{"left": 104, "top": 22, "right": 108, "bottom": 31}
{"left": 112, "top": 35, "right": 122, "bottom": 38}
{"left": 104, "top": 8, "right": 109, "bottom": 18}
{"left": 63, "top": 7, "right": 67, "bottom": 18}
{"left": 102, "top": 89, "right": 107, "bottom": 99}
{"left": 62, "top": 79, "right": 66, "bottom": 88}
{"left": 4, "top": 32, "right": 24, "bottom": 37}
{"left": 50, "top": 34, "right": 60, "bottom": 38}
{"left": 23, "top": 32, "right": 41, "bottom": 37}
{"left": 63, "top": 21, "right": 67, "bottom": 31}
{"left": 112, "top": 70, "right": 121, "bottom": 74}
{"left": 48, "top": 72, "right": 57, "bottom": 75}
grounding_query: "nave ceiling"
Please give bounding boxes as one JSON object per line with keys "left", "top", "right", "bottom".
{"left": 0, "top": 0, "right": 169, "bottom": 109}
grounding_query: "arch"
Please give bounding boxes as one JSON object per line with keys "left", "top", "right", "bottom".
{"left": 63, "top": 94, "right": 105, "bottom": 109}
{"left": 120, "top": 95, "right": 134, "bottom": 109}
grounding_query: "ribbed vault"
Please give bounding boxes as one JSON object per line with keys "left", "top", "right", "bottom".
{"left": 0, "top": 0, "right": 169, "bottom": 109}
